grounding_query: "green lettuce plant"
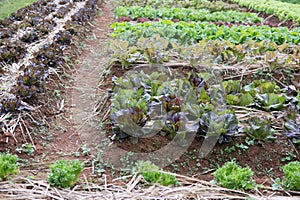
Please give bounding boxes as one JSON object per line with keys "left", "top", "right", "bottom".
{"left": 256, "top": 93, "right": 285, "bottom": 111}
{"left": 132, "top": 161, "right": 178, "bottom": 186}
{"left": 48, "top": 159, "right": 84, "bottom": 188}
{"left": 283, "top": 161, "right": 300, "bottom": 191}
{"left": 0, "top": 153, "right": 19, "bottom": 181}
{"left": 213, "top": 160, "right": 255, "bottom": 190}
{"left": 245, "top": 117, "right": 276, "bottom": 141}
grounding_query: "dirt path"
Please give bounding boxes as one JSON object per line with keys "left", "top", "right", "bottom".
{"left": 70, "top": 2, "right": 114, "bottom": 151}
{"left": 36, "top": 2, "right": 116, "bottom": 164}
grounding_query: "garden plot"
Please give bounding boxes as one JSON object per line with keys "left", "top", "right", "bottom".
{"left": 0, "top": 0, "right": 299, "bottom": 199}
{"left": 101, "top": 0, "right": 300, "bottom": 194}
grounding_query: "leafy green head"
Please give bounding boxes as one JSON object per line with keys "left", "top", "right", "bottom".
{"left": 0, "top": 153, "right": 19, "bottom": 181}
{"left": 246, "top": 116, "right": 276, "bottom": 141}
{"left": 48, "top": 159, "right": 84, "bottom": 188}
{"left": 133, "top": 160, "right": 178, "bottom": 186}
{"left": 213, "top": 160, "right": 255, "bottom": 190}
{"left": 283, "top": 161, "right": 300, "bottom": 191}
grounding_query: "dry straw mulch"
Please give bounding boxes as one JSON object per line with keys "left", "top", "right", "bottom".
{"left": 0, "top": 172, "right": 299, "bottom": 200}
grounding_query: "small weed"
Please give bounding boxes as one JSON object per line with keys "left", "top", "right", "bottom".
{"left": 220, "top": 149, "right": 224, "bottom": 155}
{"left": 281, "top": 150, "right": 297, "bottom": 162}
{"left": 74, "top": 152, "right": 80, "bottom": 157}
{"left": 272, "top": 177, "right": 282, "bottom": 190}
{"left": 264, "top": 168, "right": 275, "bottom": 178}
{"left": 81, "top": 145, "right": 90, "bottom": 156}
{"left": 16, "top": 143, "right": 35, "bottom": 156}
{"left": 245, "top": 137, "right": 255, "bottom": 146}
{"left": 224, "top": 146, "right": 236, "bottom": 153}
{"left": 171, "top": 164, "right": 179, "bottom": 173}
{"left": 235, "top": 143, "right": 248, "bottom": 151}
{"left": 216, "top": 155, "right": 223, "bottom": 162}
{"left": 264, "top": 153, "right": 272, "bottom": 161}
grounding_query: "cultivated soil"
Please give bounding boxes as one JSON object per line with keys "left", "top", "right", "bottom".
{"left": 0, "top": 1, "right": 299, "bottom": 197}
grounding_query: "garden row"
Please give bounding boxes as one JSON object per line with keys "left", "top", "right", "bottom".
{"left": 118, "top": 0, "right": 300, "bottom": 25}
{"left": 0, "top": 0, "right": 101, "bottom": 121}
{"left": 111, "top": 20, "right": 300, "bottom": 45}
{"left": 110, "top": 65, "right": 299, "bottom": 144}
{"left": 115, "top": 6, "right": 263, "bottom": 24}
{"left": 229, "top": 0, "right": 300, "bottom": 24}
{"left": 119, "top": 0, "right": 239, "bottom": 11}
{"left": 108, "top": 36, "right": 299, "bottom": 68}
{"left": 1, "top": 152, "right": 300, "bottom": 191}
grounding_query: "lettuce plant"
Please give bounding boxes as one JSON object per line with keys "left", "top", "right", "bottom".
{"left": 245, "top": 117, "right": 275, "bottom": 141}
{"left": 198, "top": 109, "right": 239, "bottom": 143}
{"left": 226, "top": 93, "right": 253, "bottom": 106}
{"left": 283, "top": 161, "right": 300, "bottom": 191}
{"left": 256, "top": 93, "right": 285, "bottom": 111}
{"left": 48, "top": 159, "right": 84, "bottom": 188}
{"left": 213, "top": 160, "right": 255, "bottom": 190}
{"left": 0, "top": 153, "right": 19, "bottom": 181}
{"left": 132, "top": 161, "right": 178, "bottom": 186}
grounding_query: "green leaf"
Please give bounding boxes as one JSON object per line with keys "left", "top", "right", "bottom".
{"left": 259, "top": 82, "right": 276, "bottom": 94}
{"left": 256, "top": 93, "right": 285, "bottom": 111}
{"left": 239, "top": 93, "right": 254, "bottom": 106}
{"left": 226, "top": 94, "right": 240, "bottom": 105}
{"left": 246, "top": 117, "right": 275, "bottom": 141}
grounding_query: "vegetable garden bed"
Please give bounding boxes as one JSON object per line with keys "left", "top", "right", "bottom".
{"left": 0, "top": 0, "right": 299, "bottom": 199}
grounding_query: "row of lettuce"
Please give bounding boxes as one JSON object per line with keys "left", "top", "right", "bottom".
{"left": 111, "top": 20, "right": 300, "bottom": 45}
{"left": 229, "top": 0, "right": 300, "bottom": 24}
{"left": 115, "top": 6, "right": 263, "bottom": 23}
{"left": 111, "top": 69, "right": 299, "bottom": 145}
{"left": 108, "top": 36, "right": 299, "bottom": 70}
{"left": 1, "top": 153, "right": 300, "bottom": 191}
{"left": 0, "top": 0, "right": 101, "bottom": 117}
{"left": 118, "top": 0, "right": 300, "bottom": 25}
{"left": 118, "top": 0, "right": 239, "bottom": 11}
